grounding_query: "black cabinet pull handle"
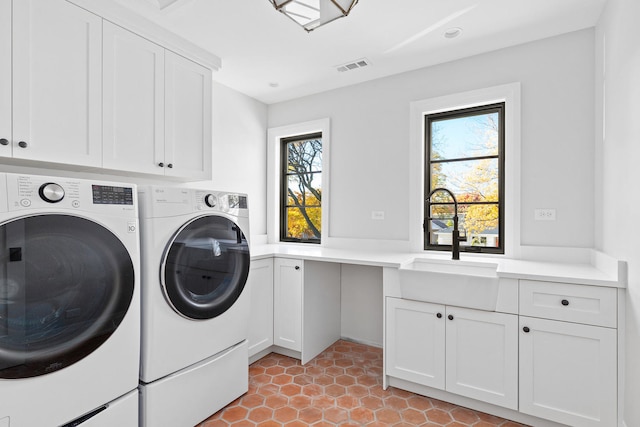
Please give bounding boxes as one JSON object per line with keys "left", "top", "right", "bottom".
{"left": 523, "top": 326, "right": 530, "bottom": 333}
{"left": 294, "top": 266, "right": 300, "bottom": 270}
{"left": 436, "top": 313, "right": 442, "bottom": 318}
{"left": 0, "top": 138, "right": 8, "bottom": 146}
{"left": 167, "top": 163, "right": 173, "bottom": 169}
{"left": 561, "top": 299, "right": 569, "bottom": 306}
{"left": 158, "top": 162, "right": 164, "bottom": 167}
{"left": 448, "top": 314, "right": 454, "bottom": 320}
{"left": 18, "top": 141, "right": 27, "bottom": 148}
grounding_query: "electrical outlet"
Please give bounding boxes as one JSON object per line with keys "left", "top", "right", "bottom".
{"left": 371, "top": 211, "right": 385, "bottom": 220}
{"left": 534, "top": 209, "right": 556, "bottom": 221}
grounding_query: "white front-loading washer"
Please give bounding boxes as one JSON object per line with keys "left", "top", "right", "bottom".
{"left": 0, "top": 173, "right": 140, "bottom": 427}
{"left": 138, "top": 186, "right": 251, "bottom": 427}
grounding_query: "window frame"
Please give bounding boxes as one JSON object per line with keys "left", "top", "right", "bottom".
{"left": 424, "top": 102, "right": 506, "bottom": 254}
{"left": 279, "top": 132, "right": 323, "bottom": 244}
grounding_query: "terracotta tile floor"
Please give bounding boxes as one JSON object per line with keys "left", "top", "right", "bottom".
{"left": 198, "top": 340, "right": 528, "bottom": 427}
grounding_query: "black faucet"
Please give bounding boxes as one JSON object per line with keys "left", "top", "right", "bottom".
{"left": 427, "top": 187, "right": 465, "bottom": 260}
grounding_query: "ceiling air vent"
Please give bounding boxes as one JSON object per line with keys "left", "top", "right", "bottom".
{"left": 336, "top": 58, "right": 371, "bottom": 73}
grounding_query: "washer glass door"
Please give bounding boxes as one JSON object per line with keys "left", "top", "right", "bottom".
{"left": 0, "top": 215, "right": 135, "bottom": 379}
{"left": 162, "top": 215, "right": 250, "bottom": 320}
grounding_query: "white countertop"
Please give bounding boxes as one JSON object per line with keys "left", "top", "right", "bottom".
{"left": 250, "top": 244, "right": 626, "bottom": 288}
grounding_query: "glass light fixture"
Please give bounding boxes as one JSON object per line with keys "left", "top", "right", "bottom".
{"left": 269, "top": 0, "right": 359, "bottom": 32}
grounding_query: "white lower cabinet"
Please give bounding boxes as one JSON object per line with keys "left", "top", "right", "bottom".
{"left": 272, "top": 258, "right": 341, "bottom": 364}
{"left": 247, "top": 258, "right": 274, "bottom": 358}
{"left": 386, "top": 298, "right": 445, "bottom": 389}
{"left": 445, "top": 306, "right": 518, "bottom": 410}
{"left": 273, "top": 258, "right": 303, "bottom": 352}
{"left": 386, "top": 297, "right": 518, "bottom": 410}
{"left": 519, "top": 316, "right": 617, "bottom": 427}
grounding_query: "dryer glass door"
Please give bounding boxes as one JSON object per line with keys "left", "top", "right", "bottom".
{"left": 0, "top": 215, "right": 135, "bottom": 379}
{"left": 162, "top": 215, "right": 250, "bottom": 320}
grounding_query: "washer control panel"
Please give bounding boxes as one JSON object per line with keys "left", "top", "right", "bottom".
{"left": 3, "top": 174, "right": 136, "bottom": 215}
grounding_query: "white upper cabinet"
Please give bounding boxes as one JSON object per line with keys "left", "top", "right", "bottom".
{"left": 103, "top": 24, "right": 212, "bottom": 179}
{"left": 0, "top": 0, "right": 215, "bottom": 179}
{"left": 12, "top": 0, "right": 102, "bottom": 167}
{"left": 103, "top": 22, "right": 165, "bottom": 175}
{"left": 0, "top": 0, "right": 10, "bottom": 158}
{"left": 164, "top": 51, "right": 212, "bottom": 180}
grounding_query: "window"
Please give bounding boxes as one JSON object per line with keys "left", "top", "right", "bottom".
{"left": 425, "top": 103, "right": 505, "bottom": 254}
{"left": 280, "top": 132, "right": 322, "bottom": 243}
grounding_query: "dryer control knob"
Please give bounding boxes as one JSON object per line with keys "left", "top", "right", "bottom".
{"left": 204, "top": 194, "right": 217, "bottom": 208}
{"left": 39, "top": 183, "right": 65, "bottom": 203}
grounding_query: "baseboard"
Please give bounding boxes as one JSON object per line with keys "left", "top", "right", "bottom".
{"left": 339, "top": 336, "right": 382, "bottom": 349}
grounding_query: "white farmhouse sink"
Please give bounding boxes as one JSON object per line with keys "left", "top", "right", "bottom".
{"left": 399, "top": 259, "right": 499, "bottom": 311}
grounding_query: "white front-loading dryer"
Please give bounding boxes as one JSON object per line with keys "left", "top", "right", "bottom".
{"left": 0, "top": 173, "right": 140, "bottom": 427}
{"left": 138, "top": 186, "right": 251, "bottom": 427}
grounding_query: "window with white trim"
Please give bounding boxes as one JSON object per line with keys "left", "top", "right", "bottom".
{"left": 408, "top": 83, "right": 520, "bottom": 257}
{"left": 267, "top": 118, "right": 331, "bottom": 245}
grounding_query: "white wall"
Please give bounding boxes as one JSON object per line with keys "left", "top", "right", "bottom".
{"left": 595, "top": 1, "right": 640, "bottom": 426}
{"left": 340, "top": 265, "right": 383, "bottom": 347}
{"left": 211, "top": 82, "right": 268, "bottom": 238}
{"left": 268, "top": 29, "right": 596, "bottom": 249}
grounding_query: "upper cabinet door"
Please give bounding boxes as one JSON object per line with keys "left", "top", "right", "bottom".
{"left": 103, "top": 22, "right": 165, "bottom": 175}
{"left": 164, "top": 51, "right": 212, "bottom": 180}
{"left": 12, "top": 0, "right": 102, "bottom": 167}
{"left": 0, "top": 0, "right": 11, "bottom": 158}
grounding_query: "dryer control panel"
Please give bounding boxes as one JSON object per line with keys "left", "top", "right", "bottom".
{"left": 139, "top": 186, "right": 248, "bottom": 218}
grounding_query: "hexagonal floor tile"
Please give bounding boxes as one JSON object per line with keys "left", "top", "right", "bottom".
{"left": 197, "top": 340, "right": 529, "bottom": 427}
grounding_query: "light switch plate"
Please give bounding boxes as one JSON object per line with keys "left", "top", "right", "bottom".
{"left": 371, "top": 211, "right": 385, "bottom": 220}
{"left": 534, "top": 208, "right": 556, "bottom": 221}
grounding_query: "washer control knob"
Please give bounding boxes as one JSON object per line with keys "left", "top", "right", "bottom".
{"left": 39, "top": 183, "right": 65, "bottom": 203}
{"left": 204, "top": 194, "right": 217, "bottom": 208}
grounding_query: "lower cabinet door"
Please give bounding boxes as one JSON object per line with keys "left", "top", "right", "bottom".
{"left": 273, "top": 258, "right": 303, "bottom": 352}
{"left": 445, "top": 307, "right": 518, "bottom": 410}
{"left": 247, "top": 258, "right": 274, "bottom": 358}
{"left": 386, "top": 297, "right": 445, "bottom": 389}
{"left": 519, "top": 316, "right": 617, "bottom": 427}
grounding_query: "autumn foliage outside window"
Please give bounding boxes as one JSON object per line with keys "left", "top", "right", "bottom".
{"left": 425, "top": 103, "right": 505, "bottom": 254}
{"left": 280, "top": 133, "right": 322, "bottom": 243}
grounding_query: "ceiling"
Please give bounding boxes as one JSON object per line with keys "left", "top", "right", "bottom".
{"left": 112, "top": 0, "right": 608, "bottom": 104}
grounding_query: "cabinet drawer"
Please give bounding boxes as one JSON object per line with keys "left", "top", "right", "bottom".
{"left": 519, "top": 280, "right": 616, "bottom": 328}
